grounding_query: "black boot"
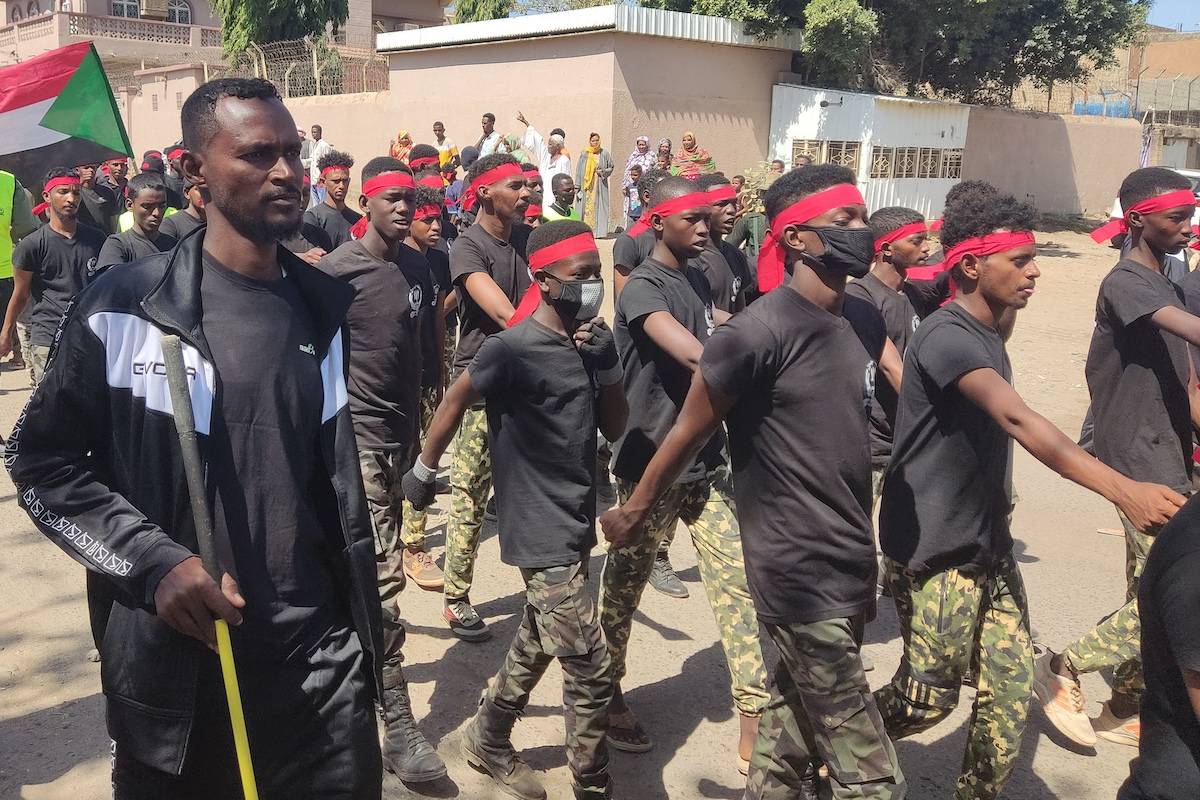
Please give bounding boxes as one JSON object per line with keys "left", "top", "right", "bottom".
{"left": 461, "top": 696, "right": 546, "bottom": 800}
{"left": 381, "top": 683, "right": 447, "bottom": 783}
{"left": 798, "top": 761, "right": 822, "bottom": 800}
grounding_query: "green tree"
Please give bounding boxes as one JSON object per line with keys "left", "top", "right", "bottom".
{"left": 214, "top": 0, "right": 348, "bottom": 57}
{"left": 797, "top": 0, "right": 876, "bottom": 86}
{"left": 453, "top": 0, "right": 513, "bottom": 22}
{"left": 1018, "top": 0, "right": 1146, "bottom": 101}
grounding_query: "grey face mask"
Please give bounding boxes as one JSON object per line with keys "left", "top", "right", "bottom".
{"left": 548, "top": 276, "right": 604, "bottom": 320}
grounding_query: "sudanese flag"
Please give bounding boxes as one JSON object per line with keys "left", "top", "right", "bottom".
{"left": 0, "top": 42, "right": 133, "bottom": 189}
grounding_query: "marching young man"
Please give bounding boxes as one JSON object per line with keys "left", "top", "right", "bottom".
{"left": 305, "top": 149, "right": 361, "bottom": 249}
{"left": 97, "top": 172, "right": 178, "bottom": 272}
{"left": 442, "top": 153, "right": 533, "bottom": 640}
{"left": 317, "top": 157, "right": 447, "bottom": 783}
{"left": 598, "top": 175, "right": 769, "bottom": 768}
{"left": 406, "top": 219, "right": 625, "bottom": 800}
{"left": 874, "top": 181, "right": 1184, "bottom": 799}
{"left": 603, "top": 165, "right": 906, "bottom": 799}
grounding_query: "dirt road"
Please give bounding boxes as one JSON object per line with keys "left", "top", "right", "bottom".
{"left": 0, "top": 231, "right": 1146, "bottom": 798}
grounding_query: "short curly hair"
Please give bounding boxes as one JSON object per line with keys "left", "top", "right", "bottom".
{"left": 868, "top": 206, "right": 925, "bottom": 242}
{"left": 317, "top": 149, "right": 355, "bottom": 174}
{"left": 1118, "top": 167, "right": 1192, "bottom": 211}
{"left": 940, "top": 181, "right": 1038, "bottom": 248}
{"left": 763, "top": 164, "right": 857, "bottom": 222}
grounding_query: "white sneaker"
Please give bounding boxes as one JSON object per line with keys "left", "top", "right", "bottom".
{"left": 1032, "top": 648, "right": 1097, "bottom": 747}
{"left": 1093, "top": 701, "right": 1140, "bottom": 747}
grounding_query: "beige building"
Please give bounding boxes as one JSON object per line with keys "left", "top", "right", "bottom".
{"left": 0, "top": 0, "right": 447, "bottom": 66}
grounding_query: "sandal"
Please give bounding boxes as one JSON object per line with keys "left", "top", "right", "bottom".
{"left": 607, "top": 711, "right": 653, "bottom": 753}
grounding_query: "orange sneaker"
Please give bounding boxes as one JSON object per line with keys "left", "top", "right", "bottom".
{"left": 1093, "top": 701, "right": 1140, "bottom": 747}
{"left": 1033, "top": 648, "right": 1097, "bottom": 747}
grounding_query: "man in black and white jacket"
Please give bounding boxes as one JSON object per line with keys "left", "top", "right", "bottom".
{"left": 5, "top": 78, "right": 387, "bottom": 798}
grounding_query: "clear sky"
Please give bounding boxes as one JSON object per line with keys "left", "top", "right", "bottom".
{"left": 1147, "top": 0, "right": 1200, "bottom": 32}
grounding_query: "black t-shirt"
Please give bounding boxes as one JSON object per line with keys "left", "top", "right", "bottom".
{"left": 702, "top": 286, "right": 885, "bottom": 623}
{"left": 281, "top": 221, "right": 334, "bottom": 256}
{"left": 426, "top": 245, "right": 457, "bottom": 330}
{"left": 319, "top": 241, "right": 423, "bottom": 451}
{"left": 613, "top": 229, "right": 655, "bottom": 273}
{"left": 1120, "top": 495, "right": 1200, "bottom": 800}
{"left": 450, "top": 222, "right": 532, "bottom": 376}
{"left": 469, "top": 320, "right": 600, "bottom": 566}
{"left": 12, "top": 224, "right": 106, "bottom": 345}
{"left": 1086, "top": 259, "right": 1192, "bottom": 493}
{"left": 880, "top": 303, "right": 1013, "bottom": 574}
{"left": 397, "top": 244, "right": 440, "bottom": 389}
{"left": 158, "top": 210, "right": 204, "bottom": 241}
{"left": 78, "top": 184, "right": 116, "bottom": 233}
{"left": 691, "top": 240, "right": 751, "bottom": 313}
{"left": 846, "top": 273, "right": 921, "bottom": 467}
{"left": 200, "top": 253, "right": 348, "bottom": 647}
{"left": 97, "top": 229, "right": 177, "bottom": 272}
{"left": 613, "top": 258, "right": 723, "bottom": 483}
{"left": 904, "top": 271, "right": 954, "bottom": 319}
{"left": 304, "top": 203, "right": 362, "bottom": 250}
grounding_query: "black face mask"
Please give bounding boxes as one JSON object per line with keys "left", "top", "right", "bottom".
{"left": 796, "top": 226, "right": 874, "bottom": 278}
{"left": 545, "top": 275, "right": 604, "bottom": 321}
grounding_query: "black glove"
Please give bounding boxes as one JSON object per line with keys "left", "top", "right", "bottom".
{"left": 401, "top": 466, "right": 437, "bottom": 511}
{"left": 575, "top": 317, "right": 618, "bottom": 372}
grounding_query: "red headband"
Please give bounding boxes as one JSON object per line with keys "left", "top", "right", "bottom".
{"left": 320, "top": 164, "right": 351, "bottom": 177}
{"left": 418, "top": 174, "right": 444, "bottom": 190}
{"left": 523, "top": 168, "right": 541, "bottom": 180}
{"left": 757, "top": 184, "right": 866, "bottom": 292}
{"left": 1090, "top": 189, "right": 1197, "bottom": 243}
{"left": 874, "top": 220, "right": 937, "bottom": 255}
{"left": 302, "top": 175, "right": 311, "bottom": 185}
{"left": 414, "top": 204, "right": 441, "bottom": 220}
{"left": 941, "top": 230, "right": 1036, "bottom": 271}
{"left": 525, "top": 204, "right": 543, "bottom": 218}
{"left": 461, "top": 162, "right": 524, "bottom": 214}
{"left": 362, "top": 171, "right": 416, "bottom": 197}
{"left": 166, "top": 148, "right": 184, "bottom": 160}
{"left": 44, "top": 176, "right": 82, "bottom": 192}
{"left": 31, "top": 201, "right": 48, "bottom": 216}
{"left": 626, "top": 191, "right": 713, "bottom": 237}
{"left": 509, "top": 232, "right": 599, "bottom": 327}
{"left": 706, "top": 184, "right": 737, "bottom": 203}
{"left": 408, "top": 155, "right": 438, "bottom": 170}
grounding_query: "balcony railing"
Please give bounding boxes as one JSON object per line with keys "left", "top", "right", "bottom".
{"left": 0, "top": 11, "right": 221, "bottom": 54}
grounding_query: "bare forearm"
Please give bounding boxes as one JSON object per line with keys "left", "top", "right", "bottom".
{"left": 1005, "top": 410, "right": 1127, "bottom": 505}
{"left": 2, "top": 284, "right": 31, "bottom": 337}
{"left": 419, "top": 378, "right": 475, "bottom": 466}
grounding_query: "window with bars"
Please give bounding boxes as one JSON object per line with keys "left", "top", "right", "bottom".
{"left": 111, "top": 0, "right": 138, "bottom": 17}
{"left": 175, "top": 91, "right": 183, "bottom": 110}
{"left": 870, "top": 145, "right": 963, "bottom": 179}
{"left": 166, "top": 0, "right": 189, "bottom": 24}
{"left": 790, "top": 139, "right": 862, "bottom": 173}
{"left": 151, "top": 94, "right": 158, "bottom": 112}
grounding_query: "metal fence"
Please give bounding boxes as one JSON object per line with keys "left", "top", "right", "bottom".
{"left": 1011, "top": 67, "right": 1200, "bottom": 118}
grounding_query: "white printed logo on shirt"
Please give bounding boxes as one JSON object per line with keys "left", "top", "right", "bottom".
{"left": 863, "top": 360, "right": 877, "bottom": 416}
{"left": 704, "top": 305, "right": 715, "bottom": 336}
{"left": 409, "top": 285, "right": 423, "bottom": 319}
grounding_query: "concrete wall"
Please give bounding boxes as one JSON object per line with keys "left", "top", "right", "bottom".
{"left": 961, "top": 107, "right": 1141, "bottom": 216}
{"left": 387, "top": 32, "right": 618, "bottom": 169}
{"left": 614, "top": 33, "right": 789, "bottom": 181}
{"left": 1130, "top": 32, "right": 1200, "bottom": 78}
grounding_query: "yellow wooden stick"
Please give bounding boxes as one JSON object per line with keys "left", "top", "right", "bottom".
{"left": 216, "top": 619, "right": 259, "bottom": 800}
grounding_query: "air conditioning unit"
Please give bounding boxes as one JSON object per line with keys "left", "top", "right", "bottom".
{"left": 400, "top": 22, "right": 419, "bottom": 31}
{"left": 140, "top": 0, "right": 168, "bottom": 19}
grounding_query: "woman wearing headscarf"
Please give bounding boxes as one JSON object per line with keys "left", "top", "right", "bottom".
{"left": 622, "top": 135, "right": 656, "bottom": 220}
{"left": 389, "top": 130, "right": 414, "bottom": 162}
{"left": 672, "top": 131, "right": 717, "bottom": 178}
{"left": 574, "top": 132, "right": 615, "bottom": 237}
{"left": 497, "top": 133, "right": 531, "bottom": 164}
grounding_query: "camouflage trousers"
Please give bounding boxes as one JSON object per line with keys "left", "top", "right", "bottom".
{"left": 1060, "top": 508, "right": 1153, "bottom": 704}
{"left": 875, "top": 553, "right": 1032, "bottom": 800}
{"left": 487, "top": 560, "right": 612, "bottom": 796}
{"left": 360, "top": 448, "right": 412, "bottom": 686}
{"left": 745, "top": 616, "right": 905, "bottom": 800}
{"left": 400, "top": 385, "right": 442, "bottom": 550}
{"left": 601, "top": 478, "right": 769, "bottom": 716}
{"left": 443, "top": 406, "right": 492, "bottom": 601}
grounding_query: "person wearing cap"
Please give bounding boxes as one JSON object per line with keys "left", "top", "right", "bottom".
{"left": 872, "top": 180, "right": 1185, "bottom": 799}
{"left": 516, "top": 111, "right": 571, "bottom": 193}
{"left": 1034, "top": 167, "right": 1200, "bottom": 752}
{"left": 97, "top": 156, "right": 129, "bottom": 200}
{"left": 441, "top": 152, "right": 533, "bottom": 641}
{"left": 71, "top": 161, "right": 118, "bottom": 233}
{"left": 316, "top": 156, "right": 447, "bottom": 784}
{"left": 0, "top": 168, "right": 105, "bottom": 384}
{"left": 405, "top": 219, "right": 624, "bottom": 800}
{"left": 163, "top": 145, "right": 188, "bottom": 208}
{"left": 592, "top": 176, "right": 769, "bottom": 768}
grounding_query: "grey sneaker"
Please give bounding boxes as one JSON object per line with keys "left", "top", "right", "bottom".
{"left": 445, "top": 598, "right": 491, "bottom": 641}
{"left": 648, "top": 555, "right": 688, "bottom": 599}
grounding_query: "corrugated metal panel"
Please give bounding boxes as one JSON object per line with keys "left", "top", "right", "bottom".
{"left": 377, "top": 4, "right": 802, "bottom": 53}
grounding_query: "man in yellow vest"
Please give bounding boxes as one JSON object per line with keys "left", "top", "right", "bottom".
{"left": 0, "top": 170, "right": 40, "bottom": 371}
